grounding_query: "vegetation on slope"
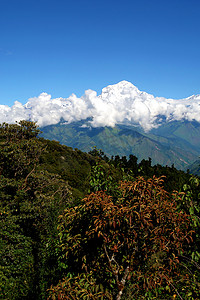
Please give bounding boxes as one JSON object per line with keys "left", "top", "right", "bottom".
{"left": 40, "top": 120, "right": 200, "bottom": 170}
{"left": 0, "top": 121, "right": 200, "bottom": 299}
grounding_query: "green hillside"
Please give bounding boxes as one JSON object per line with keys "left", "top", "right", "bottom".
{"left": 187, "top": 159, "right": 200, "bottom": 176}
{"left": 40, "top": 121, "right": 199, "bottom": 169}
{"left": 151, "top": 120, "right": 200, "bottom": 151}
{"left": 1, "top": 121, "right": 200, "bottom": 300}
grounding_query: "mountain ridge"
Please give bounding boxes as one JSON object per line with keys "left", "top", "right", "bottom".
{"left": 40, "top": 120, "right": 200, "bottom": 170}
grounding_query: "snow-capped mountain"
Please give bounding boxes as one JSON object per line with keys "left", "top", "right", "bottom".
{"left": 1, "top": 81, "right": 200, "bottom": 170}
{"left": 1, "top": 80, "right": 200, "bottom": 131}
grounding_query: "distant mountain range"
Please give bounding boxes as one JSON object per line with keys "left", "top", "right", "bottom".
{"left": 40, "top": 119, "right": 200, "bottom": 171}
{"left": 1, "top": 80, "right": 200, "bottom": 171}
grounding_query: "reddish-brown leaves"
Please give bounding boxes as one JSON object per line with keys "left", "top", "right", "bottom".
{"left": 54, "top": 176, "right": 193, "bottom": 298}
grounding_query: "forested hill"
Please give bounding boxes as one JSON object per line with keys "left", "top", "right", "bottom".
{"left": 1, "top": 121, "right": 200, "bottom": 300}
{"left": 40, "top": 120, "right": 200, "bottom": 170}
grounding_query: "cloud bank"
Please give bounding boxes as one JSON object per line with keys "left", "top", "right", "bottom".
{"left": 1, "top": 81, "right": 200, "bottom": 131}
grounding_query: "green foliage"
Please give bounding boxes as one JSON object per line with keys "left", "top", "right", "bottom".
{"left": 88, "top": 162, "right": 120, "bottom": 196}
{"left": 0, "top": 121, "right": 43, "bottom": 180}
{"left": 0, "top": 212, "right": 34, "bottom": 299}
{"left": 1, "top": 121, "right": 200, "bottom": 299}
{"left": 173, "top": 175, "right": 200, "bottom": 298}
{"left": 39, "top": 139, "right": 96, "bottom": 198}
{"left": 0, "top": 121, "right": 72, "bottom": 299}
{"left": 48, "top": 272, "right": 113, "bottom": 300}
{"left": 0, "top": 120, "right": 41, "bottom": 141}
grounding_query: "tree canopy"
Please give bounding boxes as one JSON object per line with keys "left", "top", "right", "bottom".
{"left": 0, "top": 121, "right": 200, "bottom": 299}
{"left": 48, "top": 176, "right": 197, "bottom": 299}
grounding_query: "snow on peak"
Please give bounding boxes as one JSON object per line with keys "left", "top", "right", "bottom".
{"left": 0, "top": 81, "right": 200, "bottom": 131}
{"left": 101, "top": 81, "right": 140, "bottom": 100}
{"left": 105, "top": 80, "right": 139, "bottom": 91}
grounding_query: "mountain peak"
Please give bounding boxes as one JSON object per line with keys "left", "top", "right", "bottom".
{"left": 0, "top": 81, "right": 200, "bottom": 131}
{"left": 100, "top": 80, "right": 141, "bottom": 102}
{"left": 102, "top": 80, "right": 139, "bottom": 92}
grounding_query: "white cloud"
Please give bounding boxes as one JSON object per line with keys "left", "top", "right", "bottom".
{"left": 0, "top": 80, "right": 200, "bottom": 131}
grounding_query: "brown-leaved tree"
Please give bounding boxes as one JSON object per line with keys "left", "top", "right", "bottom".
{"left": 48, "top": 176, "right": 194, "bottom": 299}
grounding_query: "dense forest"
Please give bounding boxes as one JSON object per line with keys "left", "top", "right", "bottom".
{"left": 0, "top": 121, "right": 200, "bottom": 299}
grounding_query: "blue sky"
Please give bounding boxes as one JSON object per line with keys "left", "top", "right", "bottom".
{"left": 0, "top": 0, "right": 200, "bottom": 106}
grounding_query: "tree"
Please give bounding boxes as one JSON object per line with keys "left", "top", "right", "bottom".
{"left": 0, "top": 121, "right": 72, "bottom": 299}
{"left": 50, "top": 176, "right": 194, "bottom": 299}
